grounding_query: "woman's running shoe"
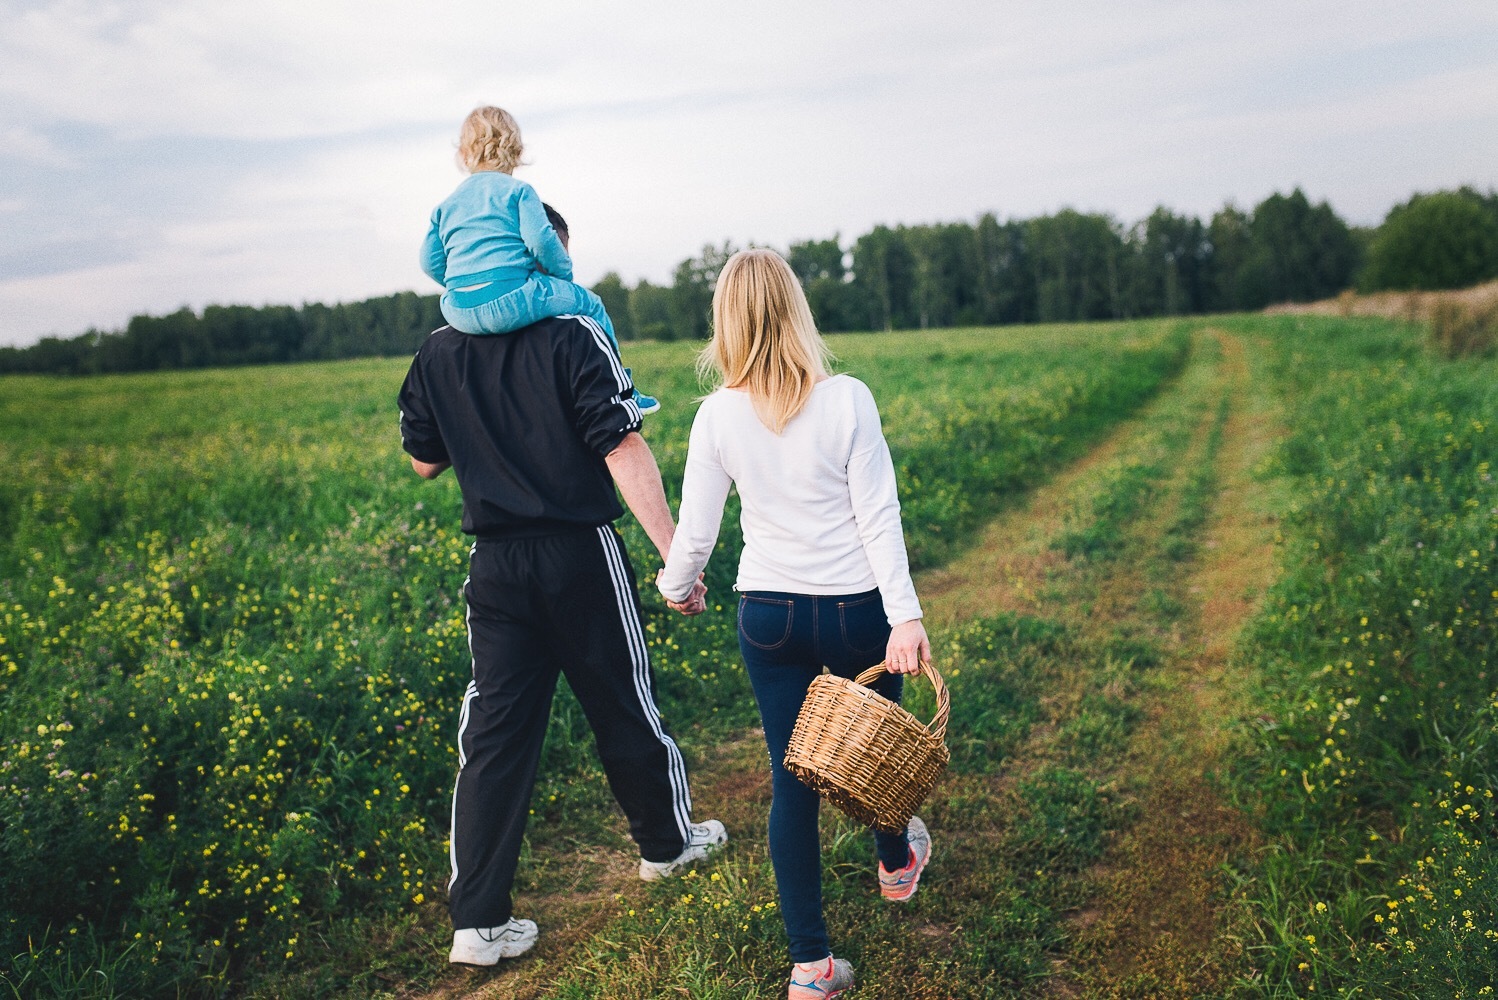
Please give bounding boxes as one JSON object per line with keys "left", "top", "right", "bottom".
{"left": 788, "top": 955, "right": 855, "bottom": 998}
{"left": 878, "top": 815, "right": 931, "bottom": 902}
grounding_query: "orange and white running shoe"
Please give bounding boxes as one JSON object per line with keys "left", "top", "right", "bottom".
{"left": 878, "top": 815, "right": 931, "bottom": 902}
{"left": 787, "top": 955, "right": 855, "bottom": 998}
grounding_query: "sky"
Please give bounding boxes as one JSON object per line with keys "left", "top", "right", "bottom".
{"left": 2, "top": 1, "right": 1497, "bottom": 348}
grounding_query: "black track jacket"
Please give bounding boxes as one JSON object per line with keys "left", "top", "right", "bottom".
{"left": 398, "top": 317, "right": 643, "bottom": 537}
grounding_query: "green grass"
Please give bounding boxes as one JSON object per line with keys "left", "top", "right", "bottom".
{"left": 1217, "top": 314, "right": 1498, "bottom": 998}
{"left": 7, "top": 312, "right": 1489, "bottom": 998}
{"left": 0, "top": 321, "right": 1186, "bottom": 997}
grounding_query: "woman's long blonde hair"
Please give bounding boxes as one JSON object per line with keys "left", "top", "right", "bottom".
{"left": 702, "top": 249, "right": 832, "bottom": 433}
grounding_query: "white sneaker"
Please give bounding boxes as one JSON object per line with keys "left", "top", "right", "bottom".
{"left": 638, "top": 819, "right": 728, "bottom": 881}
{"left": 448, "top": 918, "right": 538, "bottom": 965}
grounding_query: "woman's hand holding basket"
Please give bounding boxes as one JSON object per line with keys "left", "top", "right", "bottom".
{"left": 884, "top": 619, "right": 931, "bottom": 674}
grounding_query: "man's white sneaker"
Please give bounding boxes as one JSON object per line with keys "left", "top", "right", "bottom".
{"left": 448, "top": 918, "right": 538, "bottom": 965}
{"left": 638, "top": 819, "right": 728, "bottom": 881}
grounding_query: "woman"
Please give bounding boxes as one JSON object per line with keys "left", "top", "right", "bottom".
{"left": 657, "top": 248, "right": 933, "bottom": 999}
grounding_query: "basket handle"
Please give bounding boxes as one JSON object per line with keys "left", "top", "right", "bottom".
{"left": 851, "top": 660, "right": 950, "bottom": 742}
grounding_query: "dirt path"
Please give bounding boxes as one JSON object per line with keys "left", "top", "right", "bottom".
{"left": 917, "top": 358, "right": 1197, "bottom": 626}
{"left": 1051, "top": 331, "right": 1278, "bottom": 996}
{"left": 918, "top": 327, "right": 1282, "bottom": 996}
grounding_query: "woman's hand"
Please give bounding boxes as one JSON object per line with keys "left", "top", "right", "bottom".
{"left": 660, "top": 571, "right": 708, "bottom": 617}
{"left": 885, "top": 619, "right": 931, "bottom": 675}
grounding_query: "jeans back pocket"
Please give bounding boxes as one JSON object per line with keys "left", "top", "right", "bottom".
{"left": 837, "top": 594, "right": 889, "bottom": 658}
{"left": 738, "top": 596, "right": 795, "bottom": 650}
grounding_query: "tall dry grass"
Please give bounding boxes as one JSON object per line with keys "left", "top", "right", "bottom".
{"left": 1266, "top": 278, "right": 1498, "bottom": 357}
{"left": 1428, "top": 298, "right": 1498, "bottom": 357}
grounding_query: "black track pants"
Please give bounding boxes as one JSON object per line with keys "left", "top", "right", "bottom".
{"left": 446, "top": 524, "right": 693, "bottom": 929}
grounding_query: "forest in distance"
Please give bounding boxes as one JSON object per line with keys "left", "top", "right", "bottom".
{"left": 4, "top": 184, "right": 1497, "bottom": 376}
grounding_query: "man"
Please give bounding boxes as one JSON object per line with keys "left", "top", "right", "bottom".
{"left": 398, "top": 207, "right": 724, "bottom": 966}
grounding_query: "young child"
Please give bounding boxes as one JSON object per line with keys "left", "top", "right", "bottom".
{"left": 420, "top": 105, "right": 658, "bottom": 413}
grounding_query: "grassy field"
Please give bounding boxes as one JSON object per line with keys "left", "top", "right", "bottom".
{"left": 0, "top": 315, "right": 1492, "bottom": 998}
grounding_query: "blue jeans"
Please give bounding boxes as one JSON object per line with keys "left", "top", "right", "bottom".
{"left": 441, "top": 273, "right": 619, "bottom": 349}
{"left": 738, "top": 589, "right": 911, "bottom": 963}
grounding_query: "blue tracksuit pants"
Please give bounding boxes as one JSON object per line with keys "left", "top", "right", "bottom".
{"left": 441, "top": 273, "right": 620, "bottom": 350}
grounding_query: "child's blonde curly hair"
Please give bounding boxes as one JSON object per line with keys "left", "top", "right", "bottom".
{"left": 457, "top": 106, "right": 524, "bottom": 174}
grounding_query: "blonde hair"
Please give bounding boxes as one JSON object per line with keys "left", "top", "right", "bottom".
{"left": 456, "top": 106, "right": 524, "bottom": 174}
{"left": 703, "top": 248, "right": 832, "bottom": 434}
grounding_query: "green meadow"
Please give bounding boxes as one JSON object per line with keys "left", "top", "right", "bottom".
{"left": 1, "top": 316, "right": 1493, "bottom": 998}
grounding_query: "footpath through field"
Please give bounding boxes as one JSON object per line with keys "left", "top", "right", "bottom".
{"left": 913, "top": 325, "right": 1282, "bottom": 997}
{"left": 410, "top": 324, "right": 1283, "bottom": 999}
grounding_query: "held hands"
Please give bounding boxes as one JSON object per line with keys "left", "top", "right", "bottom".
{"left": 660, "top": 572, "right": 708, "bottom": 617}
{"left": 885, "top": 619, "right": 932, "bottom": 675}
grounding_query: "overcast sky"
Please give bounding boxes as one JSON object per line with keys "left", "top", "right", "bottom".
{"left": 2, "top": 1, "right": 1496, "bottom": 348}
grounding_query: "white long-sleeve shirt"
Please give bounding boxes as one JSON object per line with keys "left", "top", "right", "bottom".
{"left": 657, "top": 374, "right": 923, "bottom": 626}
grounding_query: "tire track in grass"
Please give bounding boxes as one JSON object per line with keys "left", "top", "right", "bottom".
{"left": 859, "top": 331, "right": 1236, "bottom": 996}
{"left": 1052, "top": 330, "right": 1283, "bottom": 997}
{"left": 918, "top": 338, "right": 1207, "bottom": 627}
{"left": 910, "top": 327, "right": 1278, "bottom": 997}
{"left": 904, "top": 331, "right": 1230, "bottom": 999}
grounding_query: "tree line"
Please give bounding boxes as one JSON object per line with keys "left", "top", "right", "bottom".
{"left": 0, "top": 293, "right": 446, "bottom": 377}
{"left": 4, "top": 186, "right": 1496, "bottom": 376}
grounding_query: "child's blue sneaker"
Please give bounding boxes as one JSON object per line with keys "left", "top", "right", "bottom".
{"left": 624, "top": 368, "right": 661, "bottom": 415}
{"left": 634, "top": 390, "right": 661, "bottom": 415}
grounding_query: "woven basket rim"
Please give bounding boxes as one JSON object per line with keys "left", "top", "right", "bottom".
{"left": 845, "top": 660, "right": 949, "bottom": 741}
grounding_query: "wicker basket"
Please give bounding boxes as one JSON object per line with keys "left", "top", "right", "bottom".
{"left": 783, "top": 661, "right": 950, "bottom": 833}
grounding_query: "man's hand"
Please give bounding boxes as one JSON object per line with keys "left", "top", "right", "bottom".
{"left": 662, "top": 572, "right": 707, "bottom": 616}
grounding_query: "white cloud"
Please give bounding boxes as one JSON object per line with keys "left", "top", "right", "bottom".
{"left": 1, "top": 0, "right": 1496, "bottom": 345}
{"left": 0, "top": 124, "right": 73, "bottom": 167}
